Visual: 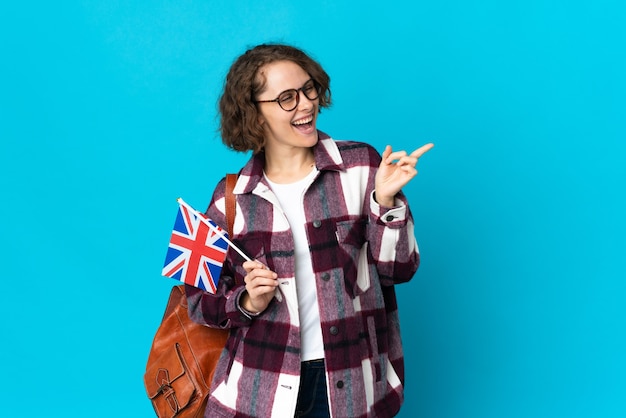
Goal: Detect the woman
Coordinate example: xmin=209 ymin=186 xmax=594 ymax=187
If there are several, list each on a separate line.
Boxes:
xmin=186 ymin=43 xmax=433 ymax=418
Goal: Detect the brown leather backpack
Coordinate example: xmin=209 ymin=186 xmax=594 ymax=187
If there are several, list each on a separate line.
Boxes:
xmin=144 ymin=174 xmax=237 ymax=418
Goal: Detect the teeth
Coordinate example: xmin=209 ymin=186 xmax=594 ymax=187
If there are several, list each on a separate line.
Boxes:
xmin=293 ymin=116 xmax=313 ymax=126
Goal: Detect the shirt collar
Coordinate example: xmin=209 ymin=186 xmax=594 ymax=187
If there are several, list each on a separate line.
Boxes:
xmin=235 ymin=130 xmax=345 ymax=195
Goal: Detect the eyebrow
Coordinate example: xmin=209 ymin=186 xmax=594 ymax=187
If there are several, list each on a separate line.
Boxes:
xmin=276 ymin=78 xmax=314 ymax=96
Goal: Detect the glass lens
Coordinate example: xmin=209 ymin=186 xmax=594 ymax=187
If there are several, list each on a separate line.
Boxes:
xmin=302 ymin=80 xmax=320 ymax=100
xmin=278 ymin=90 xmax=298 ymax=111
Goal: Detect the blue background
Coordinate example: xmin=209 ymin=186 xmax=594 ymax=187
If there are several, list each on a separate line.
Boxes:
xmin=1 ymin=1 xmax=625 ymax=417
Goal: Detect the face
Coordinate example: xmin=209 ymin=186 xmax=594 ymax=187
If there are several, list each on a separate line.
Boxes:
xmin=255 ymin=60 xmax=319 ymax=153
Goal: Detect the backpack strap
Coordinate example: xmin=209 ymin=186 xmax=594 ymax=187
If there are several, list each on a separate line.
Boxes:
xmin=225 ymin=174 xmax=238 ymax=237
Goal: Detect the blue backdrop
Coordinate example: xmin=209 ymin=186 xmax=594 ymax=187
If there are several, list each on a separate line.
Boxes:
xmin=1 ymin=1 xmax=625 ymax=417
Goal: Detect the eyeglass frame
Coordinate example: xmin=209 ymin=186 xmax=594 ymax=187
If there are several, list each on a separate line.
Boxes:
xmin=254 ymin=79 xmax=322 ymax=111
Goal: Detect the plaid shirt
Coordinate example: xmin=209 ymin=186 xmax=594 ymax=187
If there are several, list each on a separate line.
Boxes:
xmin=186 ymin=132 xmax=420 ymax=418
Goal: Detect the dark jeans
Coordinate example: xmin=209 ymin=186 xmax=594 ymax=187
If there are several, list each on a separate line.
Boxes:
xmin=294 ymin=359 xmax=331 ymax=418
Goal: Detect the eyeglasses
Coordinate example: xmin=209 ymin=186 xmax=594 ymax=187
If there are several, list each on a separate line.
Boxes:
xmin=255 ymin=79 xmax=321 ymax=111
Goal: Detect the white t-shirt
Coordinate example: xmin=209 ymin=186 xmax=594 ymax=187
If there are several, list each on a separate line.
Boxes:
xmin=265 ymin=168 xmax=324 ymax=361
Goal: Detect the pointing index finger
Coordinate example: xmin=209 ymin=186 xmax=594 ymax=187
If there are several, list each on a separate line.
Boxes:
xmin=410 ymin=143 xmax=435 ymax=158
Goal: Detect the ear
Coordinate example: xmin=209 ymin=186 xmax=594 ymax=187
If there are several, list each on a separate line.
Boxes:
xmin=257 ymin=111 xmax=266 ymax=126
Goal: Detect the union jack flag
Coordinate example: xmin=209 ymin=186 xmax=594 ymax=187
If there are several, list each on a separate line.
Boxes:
xmin=162 ymin=200 xmax=229 ymax=293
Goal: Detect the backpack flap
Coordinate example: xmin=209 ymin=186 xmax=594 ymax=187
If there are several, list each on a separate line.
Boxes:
xmin=145 ymin=343 xmax=195 ymax=418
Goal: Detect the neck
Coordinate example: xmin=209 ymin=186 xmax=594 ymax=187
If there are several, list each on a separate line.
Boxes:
xmin=263 ymin=147 xmax=315 ymax=184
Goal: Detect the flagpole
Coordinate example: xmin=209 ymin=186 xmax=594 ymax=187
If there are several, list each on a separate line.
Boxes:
xmin=177 ymin=198 xmax=252 ymax=262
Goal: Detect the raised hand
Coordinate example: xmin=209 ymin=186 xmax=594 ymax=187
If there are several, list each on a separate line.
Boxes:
xmin=374 ymin=143 xmax=434 ymax=207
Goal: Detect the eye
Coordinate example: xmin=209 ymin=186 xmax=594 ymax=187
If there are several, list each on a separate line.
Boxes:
xmin=303 ymin=81 xmax=316 ymax=93
xmin=279 ymin=90 xmax=296 ymax=103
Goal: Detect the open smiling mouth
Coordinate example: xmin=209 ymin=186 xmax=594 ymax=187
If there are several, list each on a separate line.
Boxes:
xmin=292 ymin=115 xmax=314 ymax=131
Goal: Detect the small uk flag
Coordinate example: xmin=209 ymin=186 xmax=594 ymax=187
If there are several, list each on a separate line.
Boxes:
xmin=162 ymin=201 xmax=228 ymax=293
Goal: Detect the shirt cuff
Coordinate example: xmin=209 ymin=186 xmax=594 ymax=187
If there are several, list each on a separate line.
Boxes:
xmin=236 ymin=290 xmax=262 ymax=321
xmin=370 ymin=191 xmax=408 ymax=225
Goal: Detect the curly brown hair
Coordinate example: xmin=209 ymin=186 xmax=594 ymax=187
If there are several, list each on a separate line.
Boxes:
xmin=218 ymin=44 xmax=332 ymax=154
